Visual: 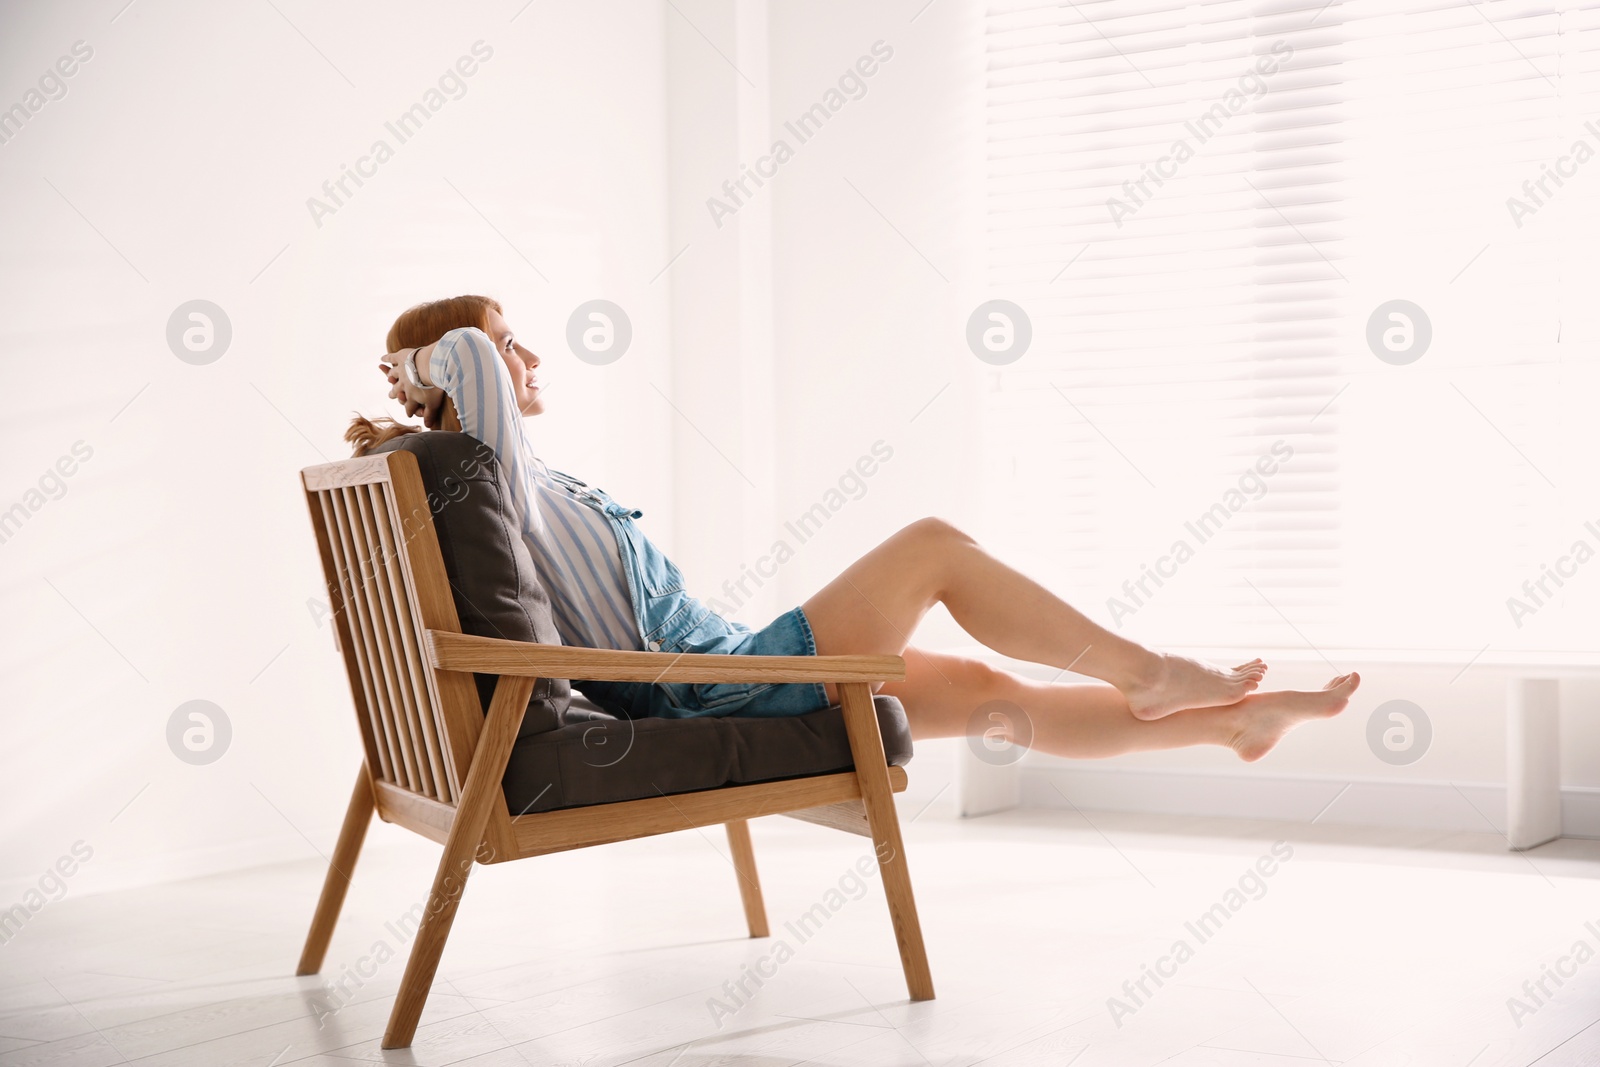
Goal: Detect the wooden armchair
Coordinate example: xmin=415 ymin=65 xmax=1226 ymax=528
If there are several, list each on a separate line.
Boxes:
xmin=295 ymin=449 xmax=935 ymax=1049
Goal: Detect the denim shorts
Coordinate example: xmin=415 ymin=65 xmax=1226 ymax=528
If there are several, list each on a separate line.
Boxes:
xmin=574 ymin=605 xmax=831 ymax=720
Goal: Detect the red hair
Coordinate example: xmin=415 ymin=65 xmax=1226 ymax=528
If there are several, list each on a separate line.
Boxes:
xmin=347 ymin=295 xmax=503 ymax=455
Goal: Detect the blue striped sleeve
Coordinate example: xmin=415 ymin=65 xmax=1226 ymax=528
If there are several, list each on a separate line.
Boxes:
xmin=429 ymin=326 xmax=546 ymax=542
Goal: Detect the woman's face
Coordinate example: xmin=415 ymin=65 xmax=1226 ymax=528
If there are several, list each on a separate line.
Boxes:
xmin=485 ymin=308 xmax=544 ymax=416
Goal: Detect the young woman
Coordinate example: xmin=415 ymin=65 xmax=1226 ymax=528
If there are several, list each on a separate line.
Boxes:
xmin=359 ymin=294 xmax=1359 ymax=762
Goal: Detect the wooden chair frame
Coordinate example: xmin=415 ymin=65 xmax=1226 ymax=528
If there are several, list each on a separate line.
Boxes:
xmin=295 ymin=450 xmax=934 ymax=1049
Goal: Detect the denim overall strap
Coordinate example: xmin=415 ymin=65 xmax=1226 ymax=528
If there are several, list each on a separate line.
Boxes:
xmin=543 ymin=469 xmax=825 ymax=719
xmin=545 ymin=468 xmax=711 ymax=651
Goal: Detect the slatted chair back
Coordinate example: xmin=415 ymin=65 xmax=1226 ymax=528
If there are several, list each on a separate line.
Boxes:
xmin=301 ymin=451 xmax=486 ymax=807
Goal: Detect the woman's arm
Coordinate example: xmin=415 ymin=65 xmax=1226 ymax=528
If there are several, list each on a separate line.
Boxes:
xmin=424 ymin=327 xmax=545 ymax=538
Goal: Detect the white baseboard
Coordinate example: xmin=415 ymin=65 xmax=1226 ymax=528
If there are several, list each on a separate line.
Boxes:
xmin=1561 ymin=788 xmax=1600 ymax=840
xmin=955 ymin=749 xmax=1022 ymax=817
xmin=1017 ymin=764 xmax=1600 ymax=840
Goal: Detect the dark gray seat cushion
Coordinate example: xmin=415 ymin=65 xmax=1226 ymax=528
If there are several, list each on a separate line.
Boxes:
xmin=371 ymin=430 xmax=913 ymax=812
xmin=503 ymin=693 xmax=914 ymax=815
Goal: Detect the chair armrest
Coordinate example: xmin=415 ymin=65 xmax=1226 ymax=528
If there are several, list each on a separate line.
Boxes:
xmin=424 ymin=631 xmax=906 ymax=684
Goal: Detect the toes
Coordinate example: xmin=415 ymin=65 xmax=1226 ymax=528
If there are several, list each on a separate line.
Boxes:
xmin=1324 ymin=672 xmax=1360 ymax=692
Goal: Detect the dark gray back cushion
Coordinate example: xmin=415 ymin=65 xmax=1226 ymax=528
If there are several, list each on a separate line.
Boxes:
xmin=371 ymin=431 xmax=570 ymax=737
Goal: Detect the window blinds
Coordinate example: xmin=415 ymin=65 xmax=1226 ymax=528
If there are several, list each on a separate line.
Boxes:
xmin=981 ymin=0 xmax=1600 ymax=655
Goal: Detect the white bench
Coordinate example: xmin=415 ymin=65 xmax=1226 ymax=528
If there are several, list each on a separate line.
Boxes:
xmin=946 ymin=645 xmax=1598 ymax=850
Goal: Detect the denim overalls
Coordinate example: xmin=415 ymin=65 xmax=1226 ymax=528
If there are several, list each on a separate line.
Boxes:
xmin=544 ymin=468 xmax=829 ymax=719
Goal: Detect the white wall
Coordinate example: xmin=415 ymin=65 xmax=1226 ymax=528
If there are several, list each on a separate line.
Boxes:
xmin=660 ymin=0 xmax=780 ymax=622
xmin=756 ymin=0 xmax=1600 ymax=829
xmin=5 ymin=0 xmax=1591 ymax=905
xmin=758 ymin=0 xmax=989 ymax=637
xmin=0 ymin=0 xmax=674 ymax=899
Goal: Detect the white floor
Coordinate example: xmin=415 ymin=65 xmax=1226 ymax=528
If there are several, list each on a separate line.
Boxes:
xmin=2 ymin=804 xmax=1598 ymax=1067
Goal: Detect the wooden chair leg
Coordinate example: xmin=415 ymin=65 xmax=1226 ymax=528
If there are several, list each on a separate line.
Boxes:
xmin=725 ymin=819 xmax=769 ymax=938
xmin=383 ymin=675 xmax=533 ymax=1050
xmin=297 ymin=765 xmax=376 ymax=976
xmin=839 ymin=683 xmax=935 ymax=1001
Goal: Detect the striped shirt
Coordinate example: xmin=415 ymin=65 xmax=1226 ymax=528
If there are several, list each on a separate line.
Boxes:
xmin=429 ymin=327 xmax=642 ymax=651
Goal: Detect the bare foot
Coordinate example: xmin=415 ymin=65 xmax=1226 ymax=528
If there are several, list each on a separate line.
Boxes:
xmin=1123 ymin=654 xmax=1267 ymax=720
xmin=1229 ymin=672 xmax=1361 ymax=762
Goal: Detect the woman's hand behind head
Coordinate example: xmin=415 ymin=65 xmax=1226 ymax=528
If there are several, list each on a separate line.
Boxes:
xmin=379 ymin=349 xmax=450 ymax=429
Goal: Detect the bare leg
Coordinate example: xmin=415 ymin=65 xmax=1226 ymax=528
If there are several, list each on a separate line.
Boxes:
xmin=880 ymin=649 xmax=1359 ymax=762
xmin=804 ymin=518 xmax=1264 ymax=717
